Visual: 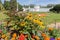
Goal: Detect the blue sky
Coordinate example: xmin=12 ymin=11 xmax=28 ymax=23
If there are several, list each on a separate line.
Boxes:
xmin=1 ymin=0 xmax=60 ymax=6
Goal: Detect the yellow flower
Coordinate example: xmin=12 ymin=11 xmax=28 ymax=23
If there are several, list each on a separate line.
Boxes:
xmin=38 ymin=22 xmax=43 ymax=26
xmin=20 ymin=22 xmax=26 ymax=26
xmin=28 ymin=13 xmax=32 ymax=16
xmin=33 ymin=19 xmax=43 ymax=25
xmin=26 ymin=15 xmax=32 ymax=20
xmin=33 ymin=19 xmax=40 ymax=24
xmin=40 ymin=25 xmax=45 ymax=29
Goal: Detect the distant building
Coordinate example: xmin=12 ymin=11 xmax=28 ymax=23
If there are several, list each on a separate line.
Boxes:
xmin=23 ymin=5 xmax=52 ymax=12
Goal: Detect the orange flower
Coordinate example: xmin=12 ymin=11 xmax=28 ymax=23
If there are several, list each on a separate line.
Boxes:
xmin=2 ymin=34 xmax=6 ymax=39
xmin=11 ymin=37 xmax=15 ymax=40
xmin=35 ymin=36 xmax=40 ymax=40
xmin=44 ymin=36 xmax=50 ymax=40
xmin=41 ymin=33 xmax=46 ymax=37
xmin=48 ymin=27 xmax=53 ymax=31
xmin=12 ymin=33 xmax=17 ymax=38
xmin=5 ymin=37 xmax=8 ymax=40
xmin=56 ymin=38 xmax=60 ymax=40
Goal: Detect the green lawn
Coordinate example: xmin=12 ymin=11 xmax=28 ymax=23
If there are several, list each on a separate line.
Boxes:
xmin=43 ymin=12 xmax=60 ymax=24
xmin=30 ymin=12 xmax=60 ymax=24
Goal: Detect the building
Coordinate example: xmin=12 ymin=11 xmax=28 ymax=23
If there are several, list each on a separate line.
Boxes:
xmin=23 ymin=5 xmax=52 ymax=12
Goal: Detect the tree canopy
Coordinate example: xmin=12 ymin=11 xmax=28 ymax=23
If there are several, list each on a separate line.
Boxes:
xmin=50 ymin=4 xmax=60 ymax=13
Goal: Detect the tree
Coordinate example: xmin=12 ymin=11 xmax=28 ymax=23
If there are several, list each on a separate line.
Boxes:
xmin=4 ymin=0 xmax=10 ymax=10
xmin=23 ymin=5 xmax=29 ymax=8
xmin=30 ymin=4 xmax=34 ymax=8
xmin=18 ymin=3 xmax=23 ymax=11
xmin=47 ymin=4 xmax=55 ymax=8
xmin=50 ymin=4 xmax=60 ymax=13
xmin=0 ymin=0 xmax=5 ymax=11
xmin=0 ymin=0 xmax=2 ymax=3
xmin=10 ymin=0 xmax=17 ymax=12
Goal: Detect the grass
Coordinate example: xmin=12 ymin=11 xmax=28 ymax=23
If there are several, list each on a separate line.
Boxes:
xmin=30 ymin=12 xmax=60 ymax=25
xmin=43 ymin=12 xmax=60 ymax=24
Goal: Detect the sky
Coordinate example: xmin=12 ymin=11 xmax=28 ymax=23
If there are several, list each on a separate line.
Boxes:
xmin=1 ymin=0 xmax=60 ymax=6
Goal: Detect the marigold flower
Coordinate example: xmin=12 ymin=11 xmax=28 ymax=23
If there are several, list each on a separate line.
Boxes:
xmin=56 ymin=38 xmax=60 ymax=40
xmin=5 ymin=37 xmax=8 ymax=40
xmin=2 ymin=34 xmax=6 ymax=39
xmin=12 ymin=33 xmax=17 ymax=38
xmin=48 ymin=27 xmax=53 ymax=31
xmin=44 ymin=36 xmax=50 ymax=40
xmin=41 ymin=33 xmax=46 ymax=37
xmin=35 ymin=36 xmax=40 ymax=40
xmin=11 ymin=37 xmax=15 ymax=40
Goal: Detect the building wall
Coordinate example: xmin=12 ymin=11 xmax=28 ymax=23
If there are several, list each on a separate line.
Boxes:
xmin=23 ymin=6 xmax=52 ymax=12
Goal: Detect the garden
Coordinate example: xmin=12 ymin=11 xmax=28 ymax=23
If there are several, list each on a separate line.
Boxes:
xmin=0 ymin=0 xmax=60 ymax=40
xmin=0 ymin=11 xmax=60 ymax=40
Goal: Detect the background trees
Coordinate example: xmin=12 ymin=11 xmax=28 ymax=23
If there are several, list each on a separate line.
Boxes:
xmin=0 ymin=0 xmax=2 ymax=3
xmin=18 ymin=3 xmax=23 ymax=11
xmin=4 ymin=0 xmax=10 ymax=10
xmin=0 ymin=0 xmax=5 ymax=11
xmin=50 ymin=4 xmax=60 ymax=13
xmin=10 ymin=0 xmax=17 ymax=12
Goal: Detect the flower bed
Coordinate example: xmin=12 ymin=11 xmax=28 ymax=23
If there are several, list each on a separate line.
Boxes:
xmin=0 ymin=12 xmax=60 ymax=40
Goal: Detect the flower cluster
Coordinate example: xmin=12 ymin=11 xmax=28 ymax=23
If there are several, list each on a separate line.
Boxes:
xmin=0 ymin=12 xmax=60 ymax=40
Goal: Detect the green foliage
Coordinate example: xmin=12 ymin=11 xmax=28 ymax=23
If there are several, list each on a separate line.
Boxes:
xmin=0 ymin=0 xmax=2 ymax=3
xmin=50 ymin=4 xmax=60 ymax=13
xmin=0 ymin=3 xmax=5 ymax=11
xmin=10 ymin=0 xmax=17 ymax=12
xmin=4 ymin=1 xmax=10 ymax=10
xmin=0 ymin=0 xmax=5 ymax=11
xmin=18 ymin=3 xmax=23 ymax=11
xmin=30 ymin=4 xmax=34 ymax=8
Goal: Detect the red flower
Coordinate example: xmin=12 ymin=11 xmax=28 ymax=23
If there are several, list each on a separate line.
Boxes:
xmin=18 ymin=34 xmax=25 ymax=40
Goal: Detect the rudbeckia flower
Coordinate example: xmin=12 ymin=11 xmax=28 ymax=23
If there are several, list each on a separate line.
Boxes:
xmin=20 ymin=22 xmax=26 ymax=26
xmin=26 ymin=15 xmax=33 ymax=20
xmin=33 ymin=19 xmax=40 ymax=24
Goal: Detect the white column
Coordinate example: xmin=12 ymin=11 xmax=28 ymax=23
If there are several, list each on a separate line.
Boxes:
xmin=17 ymin=3 xmax=18 ymax=11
